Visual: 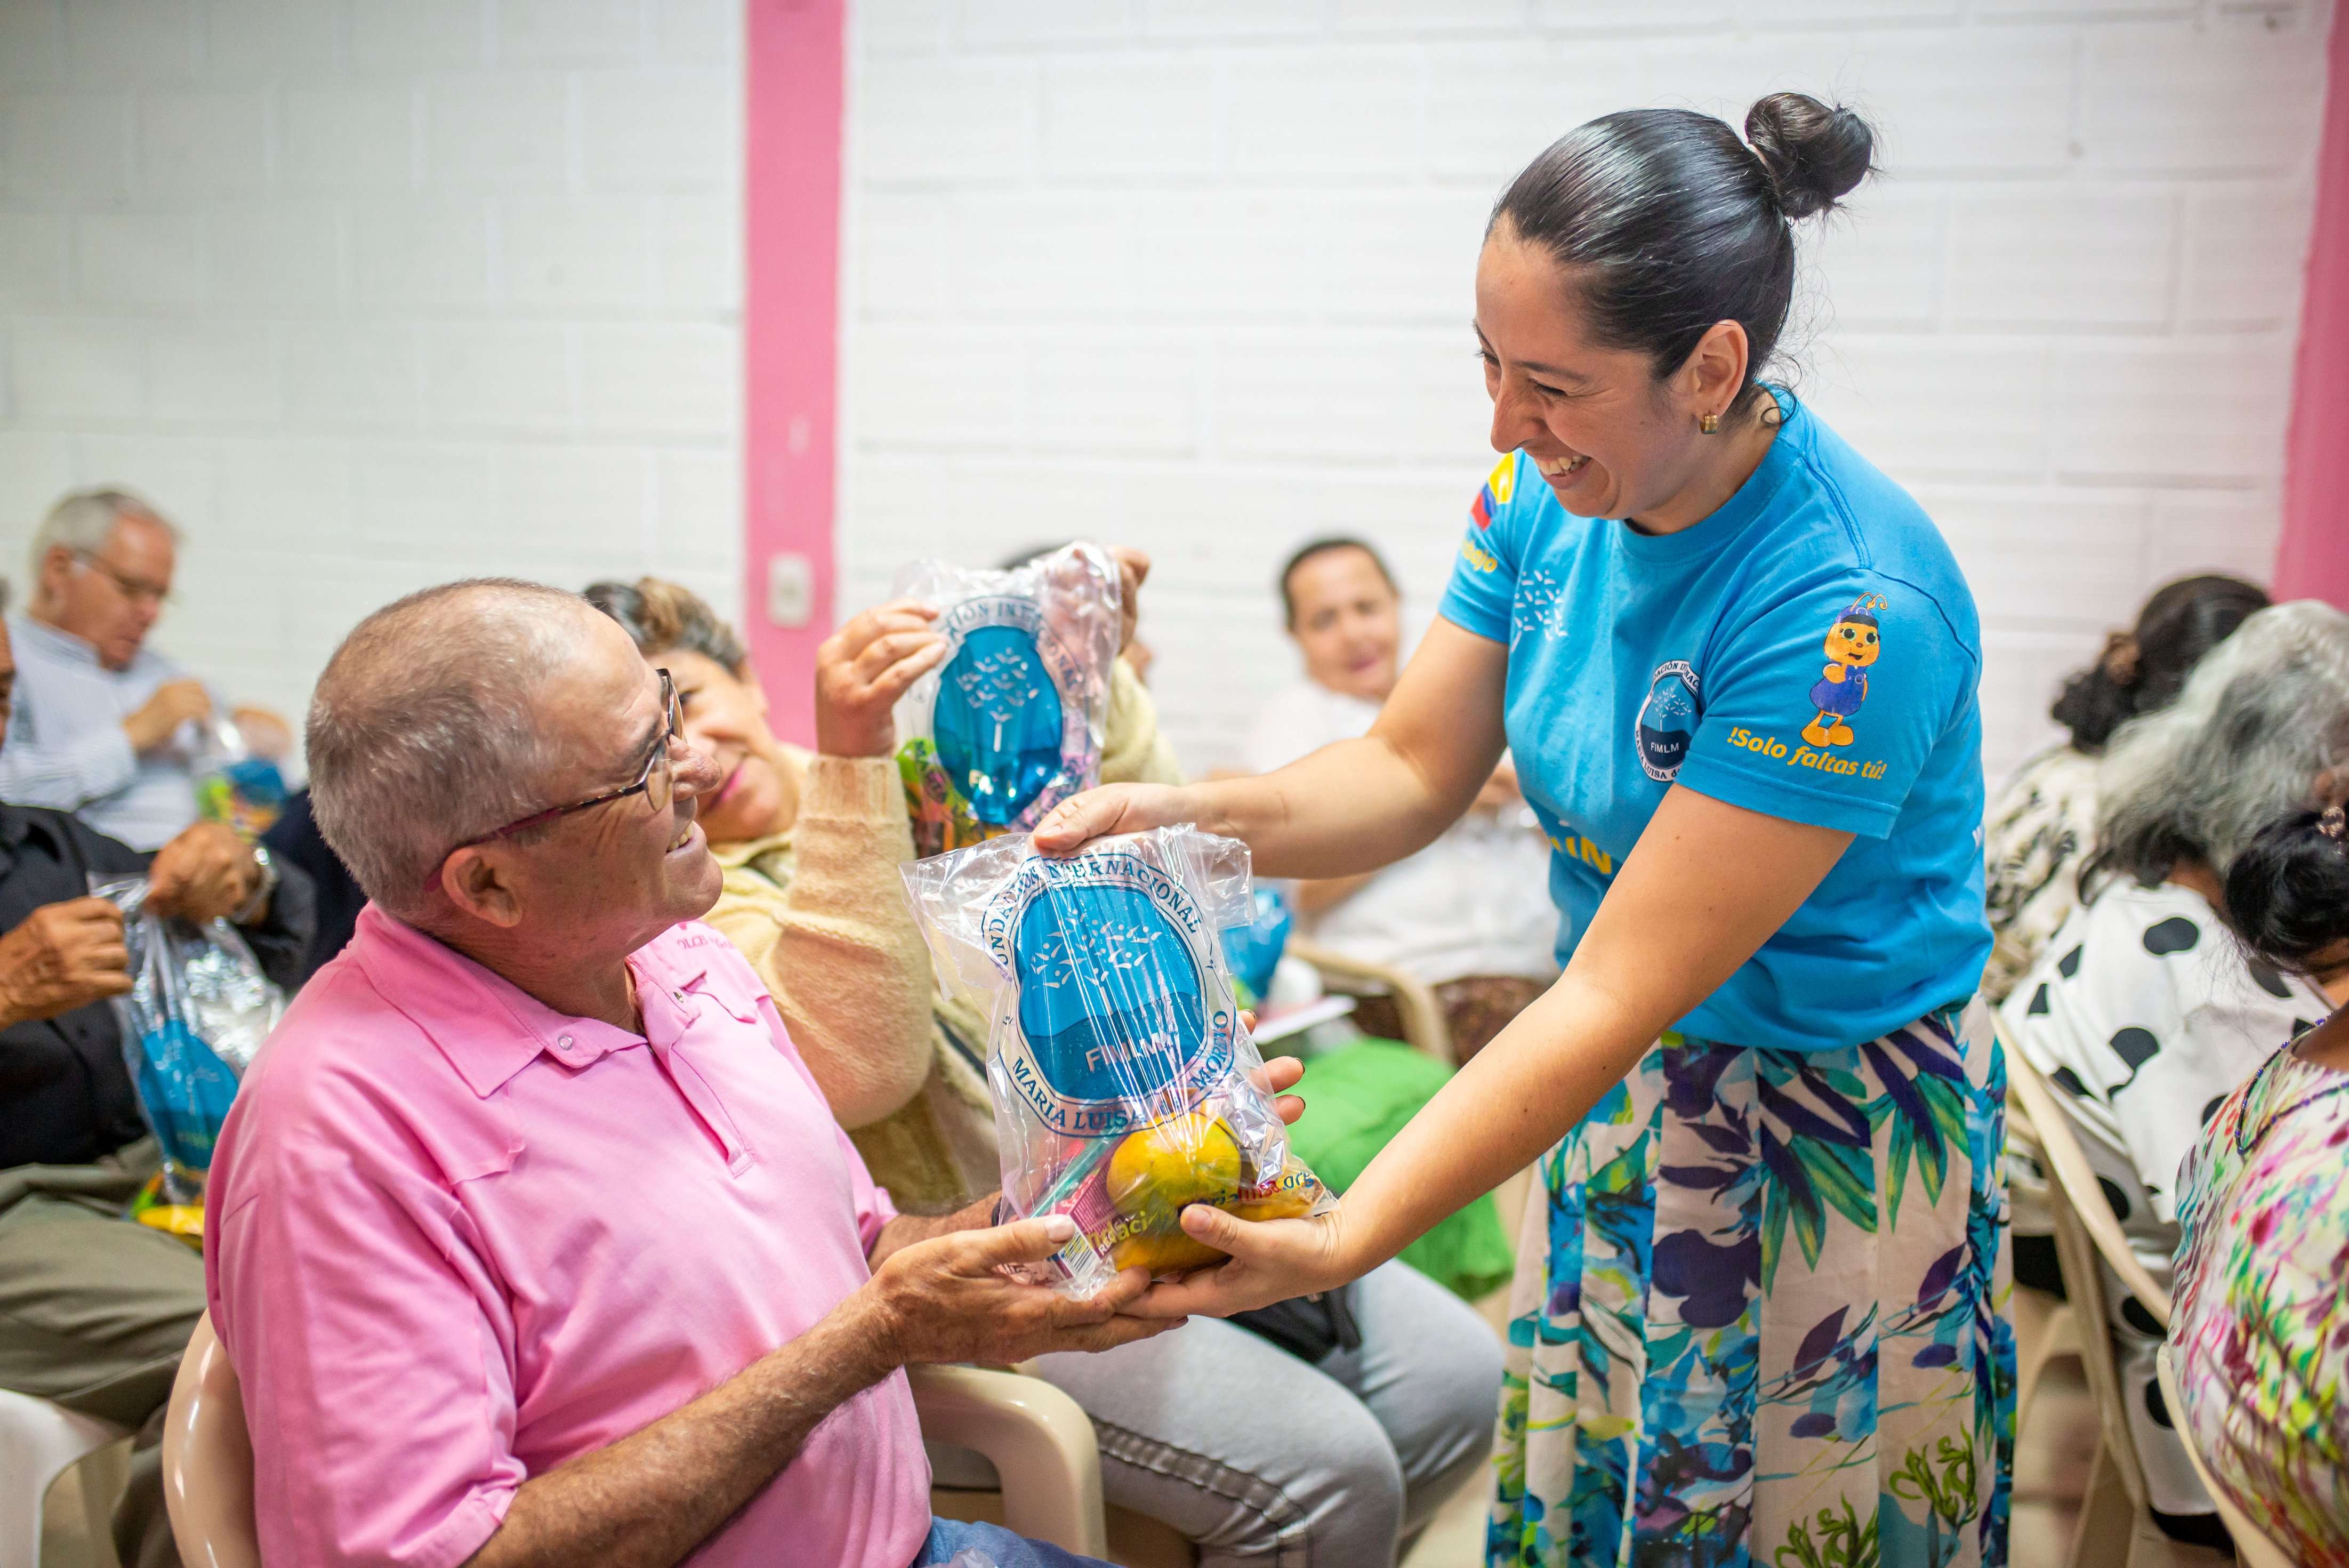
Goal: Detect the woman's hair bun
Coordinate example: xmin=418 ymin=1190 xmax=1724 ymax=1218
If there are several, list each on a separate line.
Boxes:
xmin=2224 ymin=807 xmax=2349 ymax=976
xmin=1744 ymin=93 xmax=1877 ymax=220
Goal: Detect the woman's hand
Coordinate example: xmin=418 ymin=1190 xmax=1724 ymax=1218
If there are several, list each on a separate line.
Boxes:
xmin=1032 ymin=781 xmax=1198 ymax=855
xmin=814 ymin=599 xmax=949 ymax=758
xmin=1125 ymin=1200 xmax=1357 ymax=1321
xmin=1109 ymin=547 xmax=1150 ymax=654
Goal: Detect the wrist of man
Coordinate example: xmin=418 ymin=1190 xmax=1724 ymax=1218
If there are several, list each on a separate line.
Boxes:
xmin=814 ymin=722 xmax=893 ymax=759
xmin=831 ymin=1276 xmax=914 ymax=1382
xmin=230 ymin=844 xmax=277 ymax=925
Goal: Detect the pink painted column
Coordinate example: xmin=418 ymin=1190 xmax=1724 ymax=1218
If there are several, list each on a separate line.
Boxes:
xmin=2277 ymin=2 xmax=2349 ymax=608
xmin=743 ymin=0 xmax=846 ymax=744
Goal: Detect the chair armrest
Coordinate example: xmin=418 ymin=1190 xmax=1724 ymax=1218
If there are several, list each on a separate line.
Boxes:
xmin=907 ymin=1363 xmax=1106 ymax=1556
xmin=1285 ymin=939 xmax=1455 ymax=1065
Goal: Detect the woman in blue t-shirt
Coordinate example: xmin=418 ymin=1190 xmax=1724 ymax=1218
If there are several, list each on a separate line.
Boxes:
xmin=1041 ymin=93 xmax=2006 ymax=1568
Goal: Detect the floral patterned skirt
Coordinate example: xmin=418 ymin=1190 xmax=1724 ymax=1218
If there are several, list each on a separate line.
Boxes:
xmin=1489 ymin=1003 xmax=2014 ymax=1568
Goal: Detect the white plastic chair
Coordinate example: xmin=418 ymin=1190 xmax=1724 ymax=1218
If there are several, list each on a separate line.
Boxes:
xmin=0 ymin=1387 xmax=130 ymax=1568
xmin=1286 ymin=938 xmax=1456 ymax=1065
xmin=2155 ymin=1346 xmax=2298 ymax=1568
xmin=166 ymin=1313 xmax=1133 ymax=1565
xmin=2005 ymin=1034 xmax=2226 ymax=1568
xmin=912 ymin=1362 xmax=1107 ymax=1554
xmin=160 ymin=1313 xmax=259 ymax=1568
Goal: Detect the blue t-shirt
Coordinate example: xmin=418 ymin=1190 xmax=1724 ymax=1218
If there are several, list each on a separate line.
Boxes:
xmin=1438 ymin=394 xmax=1990 ymax=1051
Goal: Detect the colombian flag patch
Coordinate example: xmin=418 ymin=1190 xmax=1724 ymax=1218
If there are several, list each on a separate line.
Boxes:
xmin=1467 ymin=453 xmax=1516 ymax=529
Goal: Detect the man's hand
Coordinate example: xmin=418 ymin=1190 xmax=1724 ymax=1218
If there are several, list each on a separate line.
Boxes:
xmin=813 ymin=599 xmax=948 ymax=758
xmin=866 ymin=1216 xmax=1180 ymax=1366
xmin=0 ymin=898 xmax=131 ymax=1027
xmin=148 ymin=822 xmax=260 ymax=923
xmin=1109 ymin=547 xmax=1150 ymax=654
xmin=122 ymin=679 xmax=212 ymax=754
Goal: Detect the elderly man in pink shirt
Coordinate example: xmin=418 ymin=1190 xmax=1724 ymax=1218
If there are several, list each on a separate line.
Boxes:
xmin=204 ymin=580 xmax=1201 ymax=1568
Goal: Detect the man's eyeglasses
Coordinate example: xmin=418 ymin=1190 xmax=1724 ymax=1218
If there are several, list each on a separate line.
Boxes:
xmin=71 ymin=550 xmax=172 ymax=607
xmin=446 ymin=669 xmax=686 ymax=856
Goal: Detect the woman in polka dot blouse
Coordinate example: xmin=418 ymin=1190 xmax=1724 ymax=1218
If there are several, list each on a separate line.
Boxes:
xmin=2000 ymin=600 xmax=2349 ymax=1542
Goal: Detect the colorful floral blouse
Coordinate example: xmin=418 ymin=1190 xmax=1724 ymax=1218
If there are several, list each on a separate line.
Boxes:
xmin=2171 ymin=1034 xmax=2349 ymax=1566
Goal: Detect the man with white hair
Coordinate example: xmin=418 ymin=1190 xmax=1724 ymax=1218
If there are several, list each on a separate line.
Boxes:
xmin=0 ymin=488 xmax=220 ymax=848
xmin=205 ymin=579 xmax=1189 ymax=1568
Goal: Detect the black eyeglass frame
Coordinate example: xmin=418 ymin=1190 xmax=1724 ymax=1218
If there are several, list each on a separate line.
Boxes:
xmin=437 ymin=669 xmax=685 ymax=865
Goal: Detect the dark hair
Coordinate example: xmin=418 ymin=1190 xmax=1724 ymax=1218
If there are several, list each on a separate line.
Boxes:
xmin=582 ymin=576 xmax=748 ymax=674
xmin=2050 ymin=573 xmax=2270 ymax=753
xmin=2224 ymin=808 xmax=2349 ymax=976
xmin=1490 ymin=94 xmax=1875 ymax=420
xmin=1277 ymin=537 xmax=1396 ymax=629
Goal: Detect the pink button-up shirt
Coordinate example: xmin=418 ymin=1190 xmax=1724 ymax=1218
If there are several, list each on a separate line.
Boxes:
xmin=205 ymin=906 xmax=930 ymax=1568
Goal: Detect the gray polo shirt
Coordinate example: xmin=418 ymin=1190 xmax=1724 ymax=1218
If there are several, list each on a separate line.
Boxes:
xmin=0 ymin=614 xmax=202 ymax=850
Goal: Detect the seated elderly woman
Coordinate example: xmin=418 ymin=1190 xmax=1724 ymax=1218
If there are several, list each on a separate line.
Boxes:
xmin=2170 ymin=799 xmax=2349 ymax=1565
xmin=583 ymin=574 xmax=1503 ymax=1568
xmin=205 ymin=578 xmax=1204 ymax=1568
xmin=1980 ymin=573 xmax=2267 ymax=1003
xmin=2001 ymin=598 xmax=2349 ymax=1543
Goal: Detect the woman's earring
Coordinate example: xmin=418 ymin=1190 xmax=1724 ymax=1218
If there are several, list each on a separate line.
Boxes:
xmin=1699 ymin=413 xmax=1720 ymax=435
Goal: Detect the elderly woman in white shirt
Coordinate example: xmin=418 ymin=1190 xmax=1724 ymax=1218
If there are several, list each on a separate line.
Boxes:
xmin=1245 ymin=537 xmax=1557 ymax=1059
xmin=2002 ymin=598 xmax=2349 ymax=1547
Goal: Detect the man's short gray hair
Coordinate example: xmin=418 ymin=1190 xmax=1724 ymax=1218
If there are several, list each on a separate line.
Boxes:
xmin=2094 ymin=599 xmax=2349 ymax=888
xmin=31 ymin=488 xmax=180 ymax=575
xmin=307 ymin=578 xmax=591 ymax=917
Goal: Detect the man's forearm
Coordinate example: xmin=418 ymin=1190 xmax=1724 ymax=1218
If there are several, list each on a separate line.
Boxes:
xmin=463 ymin=1294 xmax=900 ymax=1568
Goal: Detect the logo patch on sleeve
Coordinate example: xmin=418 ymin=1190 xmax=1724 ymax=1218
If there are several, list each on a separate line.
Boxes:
xmin=1635 ymin=660 xmax=1700 ymax=782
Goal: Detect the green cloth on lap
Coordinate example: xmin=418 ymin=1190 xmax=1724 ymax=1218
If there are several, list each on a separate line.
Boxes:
xmin=1285 ymin=1038 xmax=1516 ymax=1301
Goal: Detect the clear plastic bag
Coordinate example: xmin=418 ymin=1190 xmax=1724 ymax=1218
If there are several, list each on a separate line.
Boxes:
xmin=192 ymin=714 xmax=288 ymax=839
xmin=903 ymin=826 xmax=1335 ymax=1296
xmin=891 ymin=542 xmax=1122 ymax=859
xmin=91 ymin=875 xmax=285 ymax=1207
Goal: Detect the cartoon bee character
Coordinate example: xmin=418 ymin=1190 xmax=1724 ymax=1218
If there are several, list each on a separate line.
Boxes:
xmin=1801 ymin=593 xmax=1886 ymax=748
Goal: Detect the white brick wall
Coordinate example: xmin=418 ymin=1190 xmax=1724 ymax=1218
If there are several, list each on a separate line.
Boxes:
xmin=0 ymin=0 xmax=744 ymax=754
xmin=839 ymin=0 xmax=2336 ymax=785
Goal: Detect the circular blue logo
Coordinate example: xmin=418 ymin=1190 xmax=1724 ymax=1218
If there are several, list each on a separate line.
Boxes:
xmin=1013 ymin=881 xmax=1208 ymax=1105
xmin=935 ymin=623 xmax=1068 ymax=825
xmin=1635 ymin=660 xmax=1700 ymax=782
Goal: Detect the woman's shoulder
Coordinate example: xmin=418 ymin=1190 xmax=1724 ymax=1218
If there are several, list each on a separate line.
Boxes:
xmin=2178 ymin=1041 xmax=2349 ymax=1286
xmin=1777 ymin=401 xmax=1977 ymax=634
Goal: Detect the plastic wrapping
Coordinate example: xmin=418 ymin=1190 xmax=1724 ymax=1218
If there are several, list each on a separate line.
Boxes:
xmin=891 ymin=542 xmax=1122 ymax=859
xmin=904 ymin=826 xmax=1335 ymax=1296
xmin=1219 ymin=887 xmax=1293 ymax=1004
xmin=192 ymin=715 xmax=288 ymax=839
xmin=91 ymin=875 xmax=285 ymax=1210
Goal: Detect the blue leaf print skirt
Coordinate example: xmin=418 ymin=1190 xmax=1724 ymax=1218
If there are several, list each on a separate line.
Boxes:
xmin=1489 ymin=1002 xmax=2014 ymax=1568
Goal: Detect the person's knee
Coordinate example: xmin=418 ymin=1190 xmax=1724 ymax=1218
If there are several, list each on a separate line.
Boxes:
xmin=1275 ymin=1396 xmax=1407 ymax=1564
xmin=1098 ymin=1388 xmax=1405 ymax=1568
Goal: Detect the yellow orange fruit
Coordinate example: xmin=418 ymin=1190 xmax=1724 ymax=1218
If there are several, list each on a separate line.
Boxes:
xmin=1105 ymin=1113 xmax=1242 ymax=1223
xmin=1108 ymin=1228 xmax=1226 ymax=1276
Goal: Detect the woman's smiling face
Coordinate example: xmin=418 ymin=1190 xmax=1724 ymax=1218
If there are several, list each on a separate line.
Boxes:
xmin=1474 ymin=220 xmax=1744 ymax=530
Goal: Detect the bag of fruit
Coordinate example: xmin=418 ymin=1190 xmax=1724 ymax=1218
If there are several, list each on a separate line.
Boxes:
xmin=902 ymin=825 xmax=1336 ymax=1295
xmin=891 ymin=542 xmax=1121 ymax=859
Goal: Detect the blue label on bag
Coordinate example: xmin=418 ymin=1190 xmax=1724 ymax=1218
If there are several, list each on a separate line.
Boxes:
xmin=933 ymin=599 xmax=1082 ymax=826
xmin=132 ymin=1018 xmax=238 ymax=1173
xmin=985 ymin=851 xmax=1235 ymax=1137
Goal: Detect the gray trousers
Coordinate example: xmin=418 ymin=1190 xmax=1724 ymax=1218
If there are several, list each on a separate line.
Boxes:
xmin=1032 ymin=1261 xmax=1502 ymax=1568
xmin=0 ymin=1146 xmax=200 ymax=1568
